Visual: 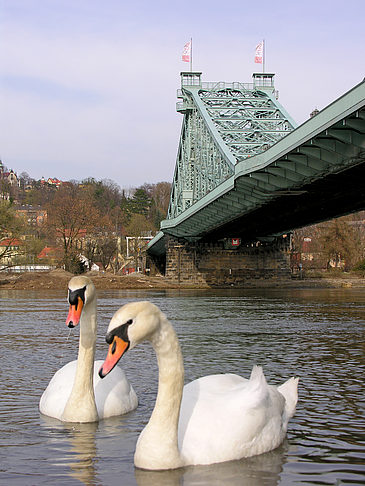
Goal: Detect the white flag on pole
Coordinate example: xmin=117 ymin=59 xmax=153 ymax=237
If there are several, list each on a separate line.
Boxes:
xmin=182 ymin=40 xmax=191 ymax=62
xmin=255 ymin=41 xmax=263 ymax=64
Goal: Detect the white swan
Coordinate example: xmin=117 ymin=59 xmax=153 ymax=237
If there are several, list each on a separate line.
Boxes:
xmin=39 ymin=276 xmax=138 ymax=422
xmin=99 ymin=301 xmax=299 ymax=470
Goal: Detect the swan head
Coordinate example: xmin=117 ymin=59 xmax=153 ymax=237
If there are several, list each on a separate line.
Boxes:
xmin=66 ymin=276 xmax=96 ymax=328
xmin=98 ymin=301 xmax=161 ymax=378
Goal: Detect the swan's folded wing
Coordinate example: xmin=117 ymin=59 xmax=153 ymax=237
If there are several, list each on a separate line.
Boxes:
xmin=178 ymin=369 xmax=285 ymax=464
xmin=39 ymin=361 xmax=77 ymax=420
xmin=93 ymin=361 xmax=138 ymax=418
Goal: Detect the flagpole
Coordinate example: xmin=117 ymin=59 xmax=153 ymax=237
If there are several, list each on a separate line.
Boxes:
xmin=263 ymin=39 xmax=265 ymax=73
xmin=190 ymin=37 xmax=193 ymax=72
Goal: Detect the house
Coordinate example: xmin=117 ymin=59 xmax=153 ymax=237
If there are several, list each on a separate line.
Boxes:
xmin=47 ymin=178 xmax=62 ymax=188
xmin=0 ymin=237 xmax=24 ymax=266
xmin=37 ymin=246 xmax=62 ymax=262
xmin=40 ymin=177 xmax=63 ymax=188
xmin=16 ymin=206 xmax=47 ymax=226
xmin=1 ymin=169 xmax=20 ymax=187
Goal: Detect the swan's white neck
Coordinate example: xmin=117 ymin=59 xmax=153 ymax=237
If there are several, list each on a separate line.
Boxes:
xmin=62 ymin=297 xmax=98 ymax=422
xmin=134 ymin=314 xmax=185 ymax=470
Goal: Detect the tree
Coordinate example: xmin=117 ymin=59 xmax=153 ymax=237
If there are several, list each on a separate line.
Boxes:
xmin=0 ymin=179 xmax=11 ymax=201
xmin=320 ymin=216 xmax=361 ymax=270
xmin=150 ymin=182 xmax=171 ymax=216
xmin=124 ymin=213 xmax=154 ymax=236
xmin=130 ymin=188 xmax=151 ymax=216
xmin=0 ymin=201 xmax=24 ymax=268
xmin=45 ymin=184 xmax=102 ymax=272
xmin=97 ymin=237 xmax=118 ymax=271
xmin=82 ymin=178 xmax=123 ymax=214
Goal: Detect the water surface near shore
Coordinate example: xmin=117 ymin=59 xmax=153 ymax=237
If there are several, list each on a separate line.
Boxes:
xmin=1 ymin=287 xmax=364 ymax=485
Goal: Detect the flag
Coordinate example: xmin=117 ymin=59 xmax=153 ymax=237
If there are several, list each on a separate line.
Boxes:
xmin=182 ymin=40 xmax=191 ymax=62
xmin=255 ymin=41 xmax=263 ymax=64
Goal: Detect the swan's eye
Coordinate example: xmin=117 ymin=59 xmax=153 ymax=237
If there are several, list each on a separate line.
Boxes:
xmin=126 ymin=319 xmax=133 ymax=325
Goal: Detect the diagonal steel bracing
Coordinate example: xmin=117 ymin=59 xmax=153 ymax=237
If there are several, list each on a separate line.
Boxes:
xmin=148 ymin=75 xmax=365 ymax=256
xmin=167 ymin=72 xmax=296 ymax=219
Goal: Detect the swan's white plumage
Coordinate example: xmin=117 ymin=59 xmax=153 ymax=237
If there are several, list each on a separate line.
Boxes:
xmin=40 ymin=359 xmax=137 ymax=420
xmin=179 ymin=368 xmax=297 ymax=465
xmin=39 ymin=276 xmax=137 ymax=422
xmin=101 ymin=301 xmax=299 ymax=470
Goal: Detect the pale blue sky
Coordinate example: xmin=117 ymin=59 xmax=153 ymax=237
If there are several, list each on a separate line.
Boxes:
xmin=1 ymin=0 xmax=364 ymax=188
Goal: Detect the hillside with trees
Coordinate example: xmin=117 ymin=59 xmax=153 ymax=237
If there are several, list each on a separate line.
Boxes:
xmin=0 ymin=161 xmax=171 ymax=272
xmin=1 ymin=161 xmax=365 ymax=276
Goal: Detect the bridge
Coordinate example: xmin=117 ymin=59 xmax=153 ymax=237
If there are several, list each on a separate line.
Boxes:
xmin=147 ymin=72 xmax=365 ymax=285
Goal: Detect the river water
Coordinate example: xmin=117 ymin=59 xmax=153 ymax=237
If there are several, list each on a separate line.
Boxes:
xmin=0 ymin=287 xmax=364 ymax=485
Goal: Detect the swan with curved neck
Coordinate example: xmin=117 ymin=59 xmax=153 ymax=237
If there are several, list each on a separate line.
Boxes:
xmin=99 ymin=301 xmax=299 ymax=470
xmin=39 ymin=276 xmax=138 ymax=422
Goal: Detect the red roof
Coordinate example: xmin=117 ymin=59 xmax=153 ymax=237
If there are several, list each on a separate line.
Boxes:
xmin=0 ymin=237 xmax=23 ymax=247
xmin=37 ymin=246 xmax=61 ymax=259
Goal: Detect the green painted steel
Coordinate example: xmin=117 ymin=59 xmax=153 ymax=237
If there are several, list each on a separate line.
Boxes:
xmin=167 ymin=72 xmax=296 ymax=218
xmin=148 ymin=76 xmax=365 ymax=256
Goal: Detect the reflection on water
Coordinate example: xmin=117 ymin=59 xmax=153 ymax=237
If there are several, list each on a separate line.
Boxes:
xmin=40 ymin=415 xmax=288 ymax=486
xmin=0 ymin=287 xmax=364 ymax=485
xmin=41 ymin=417 xmax=99 ymax=485
xmin=135 ymin=444 xmax=287 ymax=486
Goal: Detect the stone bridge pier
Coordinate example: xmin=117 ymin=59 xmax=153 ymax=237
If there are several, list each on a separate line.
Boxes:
xmin=164 ymin=235 xmax=291 ymax=287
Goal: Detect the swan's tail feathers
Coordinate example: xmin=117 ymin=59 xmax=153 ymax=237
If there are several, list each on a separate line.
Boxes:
xmin=278 ymin=377 xmax=299 ymax=418
xmin=250 ymin=365 xmax=266 ymax=382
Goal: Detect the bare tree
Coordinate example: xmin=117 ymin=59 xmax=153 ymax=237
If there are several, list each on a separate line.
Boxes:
xmin=46 ymin=184 xmax=102 ymax=272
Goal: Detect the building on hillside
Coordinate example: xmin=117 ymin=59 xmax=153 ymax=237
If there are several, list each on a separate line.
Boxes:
xmin=1 ymin=168 xmax=20 ymax=187
xmin=15 ymin=205 xmax=47 ymax=226
xmin=0 ymin=237 xmax=24 ymax=267
xmin=37 ymin=246 xmax=62 ymax=263
xmin=47 ymin=178 xmax=62 ymax=187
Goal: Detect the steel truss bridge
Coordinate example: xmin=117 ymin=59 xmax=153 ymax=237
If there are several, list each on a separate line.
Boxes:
xmin=148 ymin=72 xmax=365 ymax=256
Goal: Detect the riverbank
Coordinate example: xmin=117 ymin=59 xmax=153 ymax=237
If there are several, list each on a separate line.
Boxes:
xmin=1 ymin=268 xmax=365 ymax=290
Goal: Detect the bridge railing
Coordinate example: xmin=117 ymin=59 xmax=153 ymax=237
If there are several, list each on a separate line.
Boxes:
xmin=200 ymin=81 xmax=255 ymax=91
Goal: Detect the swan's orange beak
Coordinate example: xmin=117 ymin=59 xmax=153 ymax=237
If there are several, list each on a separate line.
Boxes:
xmin=66 ymin=298 xmax=84 ymax=328
xmin=98 ymin=337 xmax=129 ymax=378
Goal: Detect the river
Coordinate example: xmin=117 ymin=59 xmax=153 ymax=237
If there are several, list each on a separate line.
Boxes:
xmin=0 ymin=287 xmax=364 ymax=485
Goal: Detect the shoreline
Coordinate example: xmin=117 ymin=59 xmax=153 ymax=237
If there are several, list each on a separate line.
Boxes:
xmin=1 ymin=269 xmax=365 ymax=291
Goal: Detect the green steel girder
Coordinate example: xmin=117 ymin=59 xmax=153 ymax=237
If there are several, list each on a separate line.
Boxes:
xmin=275 ymin=158 xmax=314 ymax=177
xmin=327 ymin=128 xmax=364 ymax=148
xmin=148 ymin=77 xmax=365 ymax=256
xmin=342 ymin=117 xmax=365 ymax=131
xmin=265 ymin=166 xmax=304 ymax=183
xmin=167 ymin=73 xmax=296 ymax=220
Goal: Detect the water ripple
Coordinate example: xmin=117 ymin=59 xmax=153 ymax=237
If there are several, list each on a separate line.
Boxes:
xmin=0 ymin=288 xmax=364 ymax=485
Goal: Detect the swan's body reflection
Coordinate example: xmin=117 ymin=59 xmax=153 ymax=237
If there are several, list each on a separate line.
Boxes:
xmin=41 ymin=416 xmax=99 ymax=485
xmin=66 ymin=422 xmax=98 ymax=484
xmin=41 ymin=411 xmax=287 ymax=486
xmin=135 ymin=443 xmax=287 ymax=486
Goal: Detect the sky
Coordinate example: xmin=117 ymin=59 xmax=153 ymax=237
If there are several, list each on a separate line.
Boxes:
xmin=1 ymin=0 xmax=364 ymax=190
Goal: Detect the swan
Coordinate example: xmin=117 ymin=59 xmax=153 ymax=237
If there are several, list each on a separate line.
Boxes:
xmin=98 ymin=301 xmax=299 ymax=470
xmin=39 ymin=276 xmax=138 ymax=422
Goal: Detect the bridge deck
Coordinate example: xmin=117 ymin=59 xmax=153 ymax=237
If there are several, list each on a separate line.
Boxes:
xmin=148 ymin=79 xmax=365 ymax=256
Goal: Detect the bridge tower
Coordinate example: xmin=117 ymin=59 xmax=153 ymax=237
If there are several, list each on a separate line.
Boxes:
xmin=149 ymin=72 xmax=298 ymax=285
xmin=147 ymin=73 xmax=365 ymax=286
xmin=168 ymin=71 xmax=296 ymax=220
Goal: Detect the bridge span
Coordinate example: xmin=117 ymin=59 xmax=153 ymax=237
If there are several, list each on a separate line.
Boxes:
xmin=147 ymin=73 xmax=365 ymax=285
